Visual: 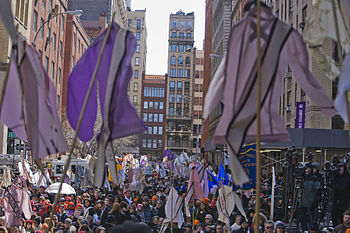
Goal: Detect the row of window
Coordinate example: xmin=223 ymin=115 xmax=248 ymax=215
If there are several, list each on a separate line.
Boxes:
xmin=144 ymin=101 xmax=164 ymax=110
xmin=172 ymin=21 xmax=192 ymax=28
xmin=142 ymin=113 xmax=164 ymax=123
xmin=143 ymin=87 xmax=165 ymax=97
xmin=168 ymin=107 xmax=190 ymax=117
xmin=128 ymin=19 xmax=142 ymax=30
xmin=170 ymin=56 xmax=191 ymax=65
xmin=146 ymin=126 xmax=164 ymax=135
xmin=169 ymin=81 xmax=190 ymax=90
xmin=171 ymin=44 xmax=192 ymax=52
xmin=169 ymin=68 xmax=191 ymax=77
xmin=142 ymin=139 xmax=163 ymax=149
xmin=171 ymin=32 xmax=192 ymax=38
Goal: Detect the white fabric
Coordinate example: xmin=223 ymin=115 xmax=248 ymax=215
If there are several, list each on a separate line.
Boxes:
xmin=45 ymin=182 xmax=76 ymax=195
xmin=335 ymin=54 xmax=350 ymax=123
xmin=165 ymin=188 xmax=184 ymax=228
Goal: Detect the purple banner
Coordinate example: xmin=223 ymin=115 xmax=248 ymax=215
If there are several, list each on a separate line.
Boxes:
xmin=295 ymin=102 xmax=306 ymax=128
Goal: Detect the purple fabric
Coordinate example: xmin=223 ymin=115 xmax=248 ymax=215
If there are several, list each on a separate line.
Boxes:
xmin=67 ymin=23 xmax=146 ymax=142
xmin=163 ymin=149 xmax=171 ymax=158
xmin=1 ymin=42 xmax=68 ymax=159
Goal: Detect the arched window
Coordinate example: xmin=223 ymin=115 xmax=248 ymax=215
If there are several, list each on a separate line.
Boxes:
xmin=171 ymin=56 xmax=176 ymax=65
xmin=178 ymin=56 xmax=183 ymax=65
xmin=185 ymin=56 xmax=191 ymax=64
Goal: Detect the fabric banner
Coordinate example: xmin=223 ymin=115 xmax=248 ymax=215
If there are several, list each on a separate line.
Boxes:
xmin=295 ymin=102 xmax=306 ymax=128
xmin=237 ymin=144 xmax=256 ymax=191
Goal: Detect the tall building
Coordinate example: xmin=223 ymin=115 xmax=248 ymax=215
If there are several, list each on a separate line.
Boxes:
xmin=193 ymin=50 xmax=204 ymax=155
xmin=165 ymin=10 xmax=195 ymax=154
xmin=126 ymin=9 xmax=147 ymax=117
xmin=140 ymin=75 xmax=167 ymax=159
xmin=68 ymin=0 xmax=112 ymax=23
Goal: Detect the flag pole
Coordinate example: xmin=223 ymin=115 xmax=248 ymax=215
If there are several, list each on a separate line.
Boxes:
xmin=47 ymin=12 xmax=116 ymax=232
xmin=254 ymin=0 xmax=262 ymax=233
xmin=170 ymin=169 xmax=173 ymax=233
xmin=192 ymin=185 xmax=195 ymax=232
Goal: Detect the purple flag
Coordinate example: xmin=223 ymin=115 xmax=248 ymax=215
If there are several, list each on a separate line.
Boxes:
xmin=1 ymin=42 xmax=68 ymax=160
xmin=67 ymin=22 xmax=146 ymax=142
xmin=163 ymin=149 xmax=171 ymax=158
xmin=295 ymin=102 xmax=306 ymax=128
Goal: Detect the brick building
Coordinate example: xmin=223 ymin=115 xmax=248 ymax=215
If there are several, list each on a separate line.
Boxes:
xmin=140 ymin=75 xmax=167 ymax=159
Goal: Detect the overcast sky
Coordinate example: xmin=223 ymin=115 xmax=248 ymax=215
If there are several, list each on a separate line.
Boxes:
xmin=131 ymin=0 xmax=205 ymax=75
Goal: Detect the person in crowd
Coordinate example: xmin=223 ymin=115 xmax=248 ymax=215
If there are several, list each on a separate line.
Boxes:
xmin=231 ymin=215 xmax=242 ymax=233
xmin=155 ymin=200 xmax=165 ymax=218
xmin=137 ymin=203 xmax=146 ymax=223
xmin=235 ymin=218 xmax=249 ymax=233
xmin=196 ymin=201 xmax=209 ymax=223
xmin=142 ymin=197 xmax=156 ymax=225
xmin=334 ymin=210 xmax=350 ymax=233
xmin=331 ymin=163 xmax=350 ymax=227
xmin=215 ymin=223 xmax=224 ymax=233
xmin=274 ymin=221 xmax=285 ymax=233
xmin=98 ymin=199 xmax=111 ymax=225
xmin=149 ymin=216 xmax=159 ymax=232
xmin=264 ymin=220 xmax=274 ymax=233
xmin=109 ymin=221 xmax=152 ymax=233
xmin=24 ymin=220 xmax=35 ymax=233
xmin=64 ymin=218 xmax=76 ymax=233
xmin=57 ymin=205 xmax=68 ymax=223
xmin=299 ymin=163 xmax=320 ymax=231
xmin=124 ymin=190 xmax=133 ymax=205
xmin=204 ymin=214 xmax=213 ymax=226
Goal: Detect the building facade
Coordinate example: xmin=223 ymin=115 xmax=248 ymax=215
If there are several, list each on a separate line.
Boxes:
xmin=193 ymin=50 xmax=204 ymax=155
xmin=126 ymin=9 xmax=147 ymax=117
xmin=165 ymin=10 xmax=195 ymax=154
xmin=68 ymin=0 xmax=112 ymax=23
xmin=140 ymin=75 xmax=167 ymax=159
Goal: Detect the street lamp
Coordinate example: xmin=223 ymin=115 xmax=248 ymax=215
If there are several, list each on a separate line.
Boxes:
xmin=32 ymin=10 xmax=83 ymax=46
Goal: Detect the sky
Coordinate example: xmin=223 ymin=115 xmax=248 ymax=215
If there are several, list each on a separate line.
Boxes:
xmin=131 ymin=0 xmax=205 ymax=75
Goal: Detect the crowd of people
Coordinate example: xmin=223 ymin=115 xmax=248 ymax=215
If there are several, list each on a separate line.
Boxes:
xmin=0 ymin=160 xmax=349 ymax=233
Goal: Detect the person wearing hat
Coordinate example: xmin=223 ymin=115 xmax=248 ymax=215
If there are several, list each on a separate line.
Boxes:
xmin=299 ymin=162 xmax=321 ymax=232
xmin=24 ymin=220 xmax=35 ymax=233
xmin=274 ymin=221 xmax=285 ymax=233
xmin=331 ymin=163 xmax=350 ymax=227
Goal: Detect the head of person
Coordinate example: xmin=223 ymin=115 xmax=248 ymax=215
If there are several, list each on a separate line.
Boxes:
xmin=195 ymin=223 xmax=204 ymax=232
xmin=104 ymin=197 xmax=110 ymax=206
xmin=215 ymin=223 xmax=224 ymax=233
xmin=95 ymin=226 xmax=106 ymax=233
xmin=305 ymin=163 xmax=313 ymax=175
xmin=264 ymin=220 xmax=274 ymax=233
xmin=25 ymin=220 xmax=33 ymax=229
xmin=84 ymin=199 xmax=91 ymax=207
xmin=156 ymin=200 xmax=162 ymax=209
xmin=204 ymin=214 xmax=213 ymax=224
xmin=97 ymin=200 xmax=105 ymax=209
xmin=205 ymin=224 xmax=214 ymax=232
xmin=125 ymin=190 xmax=131 ymax=198
xmin=309 ymin=223 xmax=319 ymax=233
xmin=185 ymin=223 xmax=192 ymax=232
xmin=200 ymin=202 xmax=207 ymax=210
xmin=158 ymin=217 xmax=164 ymax=225
xmin=137 ymin=203 xmax=143 ymax=211
xmin=52 ymin=215 xmax=58 ymax=223
xmin=109 ymin=221 xmax=153 ymax=233
xmin=58 ymin=204 xmax=65 ymax=213
xmin=152 ymin=216 xmax=159 ymax=225
xmin=235 ymin=215 xmax=242 ymax=225
xmin=64 ymin=218 xmax=72 ymax=229
xmin=343 ymin=210 xmax=350 ymax=227
xmin=142 ymin=197 xmax=149 ymax=207
xmin=338 ymin=163 xmax=345 ymax=176
xmin=274 ymin=221 xmax=285 ymax=233
xmin=240 ymin=218 xmax=248 ymax=229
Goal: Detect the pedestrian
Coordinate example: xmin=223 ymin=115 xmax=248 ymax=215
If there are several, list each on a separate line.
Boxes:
xmin=334 ymin=210 xmax=350 ymax=233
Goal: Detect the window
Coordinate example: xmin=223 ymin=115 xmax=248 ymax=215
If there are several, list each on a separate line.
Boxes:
xmin=52 ymin=33 xmax=56 ymax=51
xmin=185 ymin=69 xmax=190 ymax=77
xmin=58 ymin=68 xmax=61 ymax=85
xmin=136 ymin=32 xmax=140 ymax=40
xmin=148 ymin=113 xmax=153 ymax=122
xmin=158 ymin=139 xmax=163 ymax=148
xmin=159 ymin=127 xmax=163 ymax=135
xmin=186 ymin=45 xmax=191 ymax=52
xmin=170 ymin=68 xmax=176 ymax=77
xmin=133 ymin=95 xmax=138 ymax=103
xmin=171 ymin=56 xmax=176 ymax=65
xmin=178 ymin=56 xmax=183 ymax=65
xmin=153 ymin=139 xmax=157 ymax=148
xmin=149 ymin=101 xmax=153 ymax=109
xmin=170 ymin=81 xmax=175 ymax=90
xmin=179 ymin=32 xmax=184 ymax=38
xmin=137 ymin=19 xmax=141 ymax=29
xmin=177 ymin=69 xmax=183 ymax=77
xmin=148 ymin=126 xmax=152 ymax=134
xmin=154 ymin=114 xmax=158 ymax=122
xmin=133 ymin=83 xmax=138 ymax=91
xmin=153 ymin=126 xmax=158 ymax=135
xmin=177 ymin=81 xmax=183 ymax=90
xmin=59 ymin=41 xmax=63 ymax=58
xmin=143 ymin=113 xmax=148 ymax=122
xmin=134 ymin=70 xmax=139 ymax=78
xmin=160 ymin=102 xmax=164 ymax=110
xmin=72 ymin=56 xmax=75 ymax=68
xmin=169 ymin=94 xmax=175 ymax=103
xmin=169 ymin=107 xmax=174 ymax=116
xmin=178 ymin=44 xmax=184 ymax=52
xmin=171 ymin=44 xmax=176 ymax=52
xmin=49 ymin=0 xmax=52 ymax=9
xmin=148 ymin=139 xmax=152 ymax=148
xmin=142 ymin=139 xmax=147 ymax=148
xmin=33 ymin=10 xmax=38 ymax=31
xmin=144 ymin=101 xmax=148 ymax=109
xmin=187 ymin=21 xmax=192 ymax=28
xmin=154 ymin=102 xmax=159 ymax=109
xmin=128 ymin=19 xmax=133 ymax=28
xmin=135 ymin=44 xmax=140 ymax=53
xmin=61 ymin=15 xmax=64 ymax=31
xmin=177 ymin=94 xmax=182 ymax=103
xmin=135 ymin=57 xmax=139 ymax=66
xmin=50 ymin=62 xmax=54 ymax=80
xmin=172 ymin=21 xmax=177 ymax=27
xmin=187 ymin=33 xmax=191 ymax=38
xmin=45 ymin=56 xmax=49 ymax=72
xmin=184 ymin=107 xmax=189 ymax=116
xmin=159 ymin=114 xmax=164 ymax=122
xmin=185 ymin=57 xmax=191 ymax=64
xmin=180 ymin=21 xmax=184 ymax=27
xmin=40 ymin=18 xmax=44 ymax=38
xmin=172 ymin=32 xmax=176 ymax=37
xmin=176 ymin=107 xmax=181 ymax=116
